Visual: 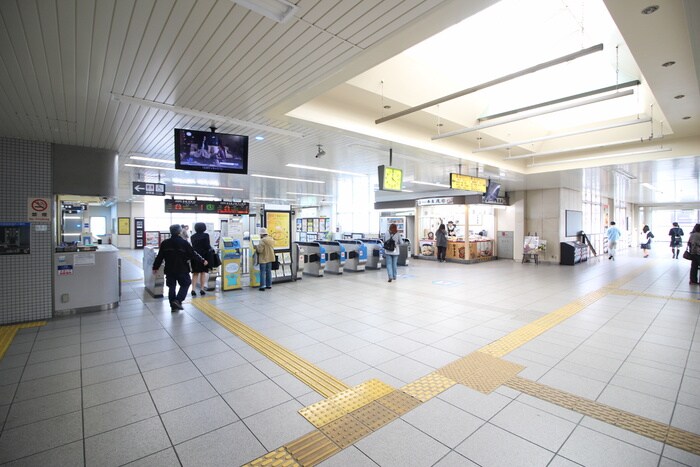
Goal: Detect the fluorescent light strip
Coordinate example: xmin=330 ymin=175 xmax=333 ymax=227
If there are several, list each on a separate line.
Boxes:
xmin=232 ymin=0 xmax=298 ymax=23
xmin=286 ymin=164 xmax=367 ymax=177
xmin=287 ymin=192 xmax=334 ymax=197
xmin=410 ymin=180 xmax=450 ymax=188
xmin=111 ymin=93 xmax=303 ymax=138
xmin=433 ymin=89 xmax=634 ymax=140
xmin=251 ymin=174 xmax=325 ymax=184
xmin=172 ymin=184 xmax=243 ymax=191
xmin=62 ymin=233 xmax=81 ymax=236
xmin=527 ymin=147 xmax=671 ymax=167
xmin=125 ymin=163 xmax=179 ymax=172
xmin=165 ymin=192 xmax=220 ymax=199
xmin=63 ymin=216 xmax=81 ymax=219
xmin=253 ymin=197 xmax=295 ymax=201
xmin=473 ymin=117 xmax=652 ymax=153
xmin=129 ymin=155 xmax=173 ymax=164
xmin=506 ymin=136 xmax=662 ymax=160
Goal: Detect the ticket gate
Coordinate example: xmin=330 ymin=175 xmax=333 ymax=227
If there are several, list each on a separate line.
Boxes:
xmin=143 ymin=246 xmax=164 ymax=297
xmin=295 ymin=241 xmax=326 ymax=277
xmin=338 ymin=240 xmax=367 ymax=272
xmin=318 ymin=241 xmax=346 ymax=274
xmin=363 ymin=239 xmax=384 ymax=270
xmin=398 ymin=239 xmax=411 ymax=266
xmin=220 ymin=237 xmax=243 ymax=291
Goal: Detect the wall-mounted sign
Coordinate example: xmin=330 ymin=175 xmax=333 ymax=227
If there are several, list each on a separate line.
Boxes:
xmin=450 ymin=174 xmax=487 ymax=193
xmin=0 ymin=222 xmax=31 ymax=255
xmin=28 ymin=197 xmax=50 ymax=221
xmin=164 ymin=199 xmax=249 ymax=214
xmin=132 ymin=182 xmax=166 ymax=196
xmin=416 ymin=197 xmax=455 ymax=206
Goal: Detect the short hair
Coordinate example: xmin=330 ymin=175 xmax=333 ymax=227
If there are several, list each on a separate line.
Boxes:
xmin=673 ymin=222 xmax=679 ymax=227
xmin=170 ymin=224 xmax=182 ymax=236
xmin=194 ymin=222 xmax=206 ymax=233
xmin=610 ymin=221 xmax=615 ymax=226
xmin=694 ymin=223 xmax=700 ymax=233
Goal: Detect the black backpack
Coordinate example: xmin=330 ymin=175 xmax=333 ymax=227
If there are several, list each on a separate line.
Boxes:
xmin=384 ymin=236 xmax=396 ymax=252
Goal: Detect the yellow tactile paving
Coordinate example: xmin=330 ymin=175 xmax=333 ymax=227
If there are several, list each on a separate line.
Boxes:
xmin=608 ymin=288 xmax=700 ymax=303
xmin=401 ymin=372 xmax=456 ymax=402
xmin=504 ymin=376 xmax=700 ymax=456
xmin=284 ymin=430 xmax=340 ymax=466
xmin=349 ymin=401 xmax=399 ymax=431
xmin=376 ymin=390 xmax=422 ymax=416
xmin=0 ymin=321 xmax=46 ymax=360
xmin=299 ymin=379 xmax=395 ymax=428
xmin=436 ymin=351 xmax=524 ymax=394
xmin=244 ymin=447 xmax=300 ymax=467
xmin=318 ymin=415 xmax=372 ymax=449
xmin=193 ymin=300 xmax=349 ymax=397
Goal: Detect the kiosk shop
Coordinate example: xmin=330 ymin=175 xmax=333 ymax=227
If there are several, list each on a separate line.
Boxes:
xmin=415 ymin=196 xmax=504 ymax=263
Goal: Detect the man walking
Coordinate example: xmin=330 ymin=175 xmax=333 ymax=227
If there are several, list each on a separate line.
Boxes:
xmin=153 ymin=224 xmax=207 ymax=311
xmin=607 ymin=221 xmax=622 ymax=260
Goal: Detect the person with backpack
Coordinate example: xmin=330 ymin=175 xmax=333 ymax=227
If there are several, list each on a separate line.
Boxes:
xmin=383 ymin=223 xmax=403 ymax=282
xmin=641 ymin=225 xmax=654 ymax=258
xmin=669 ymin=222 xmax=684 ymax=259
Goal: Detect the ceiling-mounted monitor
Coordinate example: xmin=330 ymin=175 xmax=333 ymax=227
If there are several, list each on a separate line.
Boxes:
xmin=484 ymin=181 xmax=501 ymax=202
xmin=174 ymin=128 xmax=248 ymax=174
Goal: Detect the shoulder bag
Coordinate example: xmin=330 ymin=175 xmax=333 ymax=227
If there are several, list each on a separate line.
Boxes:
xmin=683 ymin=245 xmax=693 ymax=260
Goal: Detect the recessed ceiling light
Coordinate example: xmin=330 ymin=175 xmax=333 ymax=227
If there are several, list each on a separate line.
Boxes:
xmin=674 ymin=95 xmax=685 ymax=99
xmin=661 ymin=61 xmax=676 ymax=67
xmin=682 ymin=116 xmax=691 ymax=120
xmin=641 ymin=5 xmax=659 ymax=15
xmin=255 ymin=135 xmax=264 ymax=140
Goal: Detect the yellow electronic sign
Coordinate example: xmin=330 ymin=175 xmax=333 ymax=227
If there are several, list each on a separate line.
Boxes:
xmin=450 ymin=173 xmax=487 ymax=193
xmin=378 ymin=165 xmax=403 ymax=191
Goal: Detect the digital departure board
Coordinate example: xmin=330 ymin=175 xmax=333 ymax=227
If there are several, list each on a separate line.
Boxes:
xmin=450 ymin=173 xmax=487 ymax=192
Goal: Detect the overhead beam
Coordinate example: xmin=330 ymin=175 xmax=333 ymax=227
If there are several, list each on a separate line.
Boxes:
xmin=375 ymin=43 xmax=604 ymax=125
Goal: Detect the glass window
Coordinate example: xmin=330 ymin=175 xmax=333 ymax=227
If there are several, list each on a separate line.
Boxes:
xmin=90 ymin=216 xmax=106 ymax=236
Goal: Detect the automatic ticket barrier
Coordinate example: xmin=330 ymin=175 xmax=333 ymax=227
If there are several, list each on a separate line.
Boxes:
xmin=338 ymin=240 xmax=367 ymax=272
xmin=318 ymin=241 xmax=346 ymax=274
xmin=295 ymin=241 xmax=326 ymax=277
xmin=220 ymin=237 xmax=242 ymax=290
xmin=143 ymin=246 xmax=164 ymax=297
xmin=362 ymin=239 xmax=383 ymax=270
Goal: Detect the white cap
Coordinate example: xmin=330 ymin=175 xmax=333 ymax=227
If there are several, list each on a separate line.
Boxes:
xmin=259 ymin=228 xmax=268 ymax=235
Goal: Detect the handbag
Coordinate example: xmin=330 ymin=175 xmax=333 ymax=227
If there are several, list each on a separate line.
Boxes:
xmin=271 ymin=255 xmax=280 ymax=270
xmin=683 ymin=246 xmax=692 ymax=260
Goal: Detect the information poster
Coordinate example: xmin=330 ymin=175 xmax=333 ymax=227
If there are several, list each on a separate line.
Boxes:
xmin=0 ymin=222 xmax=31 ymax=255
xmin=118 ymin=217 xmax=130 ymax=235
xmin=265 ymin=211 xmax=291 ymax=250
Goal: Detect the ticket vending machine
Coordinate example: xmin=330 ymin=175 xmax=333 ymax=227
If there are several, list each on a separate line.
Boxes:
xmin=249 ymin=234 xmax=261 ymax=288
xmin=220 ymin=237 xmax=242 ymax=291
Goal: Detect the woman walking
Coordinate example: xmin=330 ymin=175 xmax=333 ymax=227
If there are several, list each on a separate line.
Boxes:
xmin=641 ymin=225 xmax=654 ymax=258
xmin=190 ymin=222 xmax=212 ymax=296
xmin=383 ymin=223 xmax=403 ymax=282
xmin=669 ymin=222 xmax=684 ymax=259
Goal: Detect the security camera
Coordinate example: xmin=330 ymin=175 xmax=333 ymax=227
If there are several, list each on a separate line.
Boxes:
xmin=315 ymin=144 xmax=326 ymax=158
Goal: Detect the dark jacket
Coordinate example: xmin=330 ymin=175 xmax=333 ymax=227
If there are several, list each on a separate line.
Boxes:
xmin=190 ymin=232 xmax=211 ymax=257
xmin=435 ymin=228 xmax=448 ymax=247
xmin=153 ymin=236 xmax=205 ymax=275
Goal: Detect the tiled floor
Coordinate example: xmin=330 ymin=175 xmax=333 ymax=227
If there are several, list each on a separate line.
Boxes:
xmin=1 ymin=250 xmax=699 ymax=466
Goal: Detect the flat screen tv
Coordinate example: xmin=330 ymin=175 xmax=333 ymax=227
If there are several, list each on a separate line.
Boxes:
xmin=484 ymin=181 xmax=501 ymax=201
xmin=175 ymin=128 xmax=248 ymax=174
xmin=565 ymin=210 xmax=583 ymax=237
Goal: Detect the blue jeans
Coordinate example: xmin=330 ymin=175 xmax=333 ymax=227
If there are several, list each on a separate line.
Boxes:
xmin=260 ymin=262 xmax=272 ymax=288
xmin=166 ymin=271 xmax=191 ymax=302
xmin=385 ymin=254 xmax=398 ymax=279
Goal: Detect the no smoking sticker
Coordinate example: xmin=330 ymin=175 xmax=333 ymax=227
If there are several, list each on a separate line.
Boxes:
xmin=28 ymin=197 xmax=50 ymax=221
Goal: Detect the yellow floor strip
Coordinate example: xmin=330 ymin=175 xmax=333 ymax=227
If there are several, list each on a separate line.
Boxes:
xmin=118 ymin=252 xmax=142 ymax=267
xmin=0 ymin=321 xmax=46 ymax=360
xmin=193 ymin=300 xmax=349 ymax=397
xmin=608 ymin=288 xmax=700 ymax=302
xmin=505 ymin=376 xmax=700 ymax=456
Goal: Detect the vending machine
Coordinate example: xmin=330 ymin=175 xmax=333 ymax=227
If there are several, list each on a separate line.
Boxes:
xmin=219 ymin=237 xmax=242 ymax=291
